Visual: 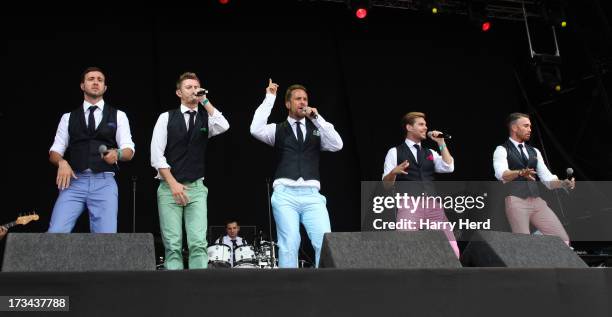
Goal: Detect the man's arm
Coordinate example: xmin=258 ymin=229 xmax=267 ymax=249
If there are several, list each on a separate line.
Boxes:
xmin=493 ymin=146 xmax=537 ymax=182
xmin=382 ymin=148 xmax=409 ymax=186
xmin=158 ymin=168 xmax=190 ymax=206
xmin=249 ymin=79 xmax=279 ymax=146
xmin=206 ymin=107 xmax=230 ymax=138
xmin=101 ymin=110 xmax=136 ymax=165
xmin=306 ymin=111 xmax=343 ymax=152
xmin=196 ymin=94 xmax=230 ymax=137
xmin=533 ymin=148 xmax=575 ymax=190
xmin=49 ymin=113 xmax=77 ymax=190
xmin=150 ymin=112 xmax=190 ymax=206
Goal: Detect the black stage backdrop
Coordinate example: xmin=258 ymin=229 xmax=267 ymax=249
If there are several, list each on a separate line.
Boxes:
xmin=0 ymin=1 xmax=610 ymax=249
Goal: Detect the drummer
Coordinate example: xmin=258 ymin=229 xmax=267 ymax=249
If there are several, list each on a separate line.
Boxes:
xmin=215 ymin=219 xmax=247 ymax=266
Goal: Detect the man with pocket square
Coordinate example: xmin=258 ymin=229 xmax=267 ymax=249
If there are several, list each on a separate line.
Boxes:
xmin=151 ymin=72 xmax=229 ymax=270
xmin=48 ymin=67 xmax=135 ymax=233
xmin=250 ymin=79 xmax=343 ymax=268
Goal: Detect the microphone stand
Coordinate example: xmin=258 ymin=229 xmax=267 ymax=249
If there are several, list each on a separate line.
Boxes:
xmin=513 ymin=70 xmax=568 ymax=222
xmin=266 ymin=178 xmax=277 ymax=268
xmin=132 ymin=176 xmax=137 ymax=233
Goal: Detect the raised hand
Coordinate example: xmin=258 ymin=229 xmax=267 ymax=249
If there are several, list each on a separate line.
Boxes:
xmin=266 ymin=78 xmax=279 ymax=96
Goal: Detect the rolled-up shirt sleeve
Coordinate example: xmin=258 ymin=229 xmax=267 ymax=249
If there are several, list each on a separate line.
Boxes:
xmin=49 ymin=113 xmax=70 ymax=156
xmin=382 ymin=148 xmax=397 ymax=179
xmin=535 ymin=148 xmax=558 ymax=189
xmin=311 ymin=114 xmax=343 ymax=152
xmin=116 ymin=110 xmax=135 ymax=153
xmin=150 ymin=112 xmax=171 ymax=170
xmin=207 ymin=108 xmax=230 ymax=138
xmin=432 ymin=149 xmax=453 ymax=173
xmin=493 ymin=146 xmax=508 ymax=181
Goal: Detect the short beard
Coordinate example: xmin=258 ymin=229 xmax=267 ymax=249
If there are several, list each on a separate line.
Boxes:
xmin=85 ymin=91 xmax=103 ymax=99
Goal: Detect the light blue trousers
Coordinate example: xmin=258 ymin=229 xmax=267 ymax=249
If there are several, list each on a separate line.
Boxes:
xmin=48 ymin=171 xmax=118 ymax=233
xmin=271 ymin=185 xmax=331 ymax=268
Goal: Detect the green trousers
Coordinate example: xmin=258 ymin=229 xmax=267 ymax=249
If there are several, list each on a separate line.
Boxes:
xmin=157 ymin=180 xmax=208 ymax=269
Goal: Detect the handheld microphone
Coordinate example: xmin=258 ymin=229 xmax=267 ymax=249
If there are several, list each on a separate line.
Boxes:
xmin=427 ymin=131 xmax=452 ymax=139
xmin=98 ymin=144 xmax=108 ymax=157
xmin=561 ymin=167 xmax=574 ymax=194
xmin=302 ymin=107 xmax=318 ymax=119
xmin=195 ymin=88 xmax=209 ymax=97
xmin=98 ymin=144 xmax=119 ymax=168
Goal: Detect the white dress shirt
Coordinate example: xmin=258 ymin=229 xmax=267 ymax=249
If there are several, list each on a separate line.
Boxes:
xmin=49 ymin=100 xmax=136 ymax=157
xmin=493 ymin=137 xmax=558 ymax=189
xmin=215 ymin=235 xmax=246 ymax=266
xmin=150 ymin=104 xmax=230 ymax=180
xmin=382 ymin=138 xmax=454 ymax=179
xmin=215 ymin=235 xmax=246 ymax=248
xmin=250 ymin=93 xmax=343 ymax=190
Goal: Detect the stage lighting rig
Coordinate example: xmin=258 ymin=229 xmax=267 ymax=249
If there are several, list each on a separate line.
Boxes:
xmin=522 ymin=1 xmax=564 ymax=93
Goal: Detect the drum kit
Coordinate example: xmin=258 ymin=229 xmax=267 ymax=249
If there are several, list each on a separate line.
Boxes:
xmin=207 ymin=240 xmax=278 ymax=269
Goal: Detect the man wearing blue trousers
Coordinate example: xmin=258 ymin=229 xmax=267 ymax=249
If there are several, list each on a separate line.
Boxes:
xmin=48 ymin=67 xmax=135 ymax=233
xmin=250 ymin=79 xmax=343 ymax=268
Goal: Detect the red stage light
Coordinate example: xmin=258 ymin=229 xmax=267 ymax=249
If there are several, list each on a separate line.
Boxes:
xmin=355 ymin=8 xmax=368 ymax=19
xmin=482 ymin=21 xmax=491 ymax=32
xmin=219 ymin=0 xmax=229 ymax=4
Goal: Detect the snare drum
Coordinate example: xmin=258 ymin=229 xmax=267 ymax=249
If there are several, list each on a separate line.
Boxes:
xmin=207 ymin=243 xmax=231 ymax=268
xmin=233 ymin=244 xmax=256 ymax=264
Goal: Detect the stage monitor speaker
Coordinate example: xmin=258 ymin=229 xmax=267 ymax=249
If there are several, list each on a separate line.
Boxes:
xmin=461 ymin=230 xmax=587 ymax=268
xmin=320 ymin=231 xmax=461 ymax=268
xmin=2 ymin=233 xmax=156 ymax=272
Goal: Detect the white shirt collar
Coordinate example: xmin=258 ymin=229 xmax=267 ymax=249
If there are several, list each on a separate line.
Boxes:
xmin=287 ymin=116 xmax=306 ymax=126
xmin=180 ymin=104 xmax=198 ymax=114
xmin=508 ymin=137 xmax=525 ymax=149
xmin=83 ymin=100 xmax=105 ymax=112
xmin=404 ymin=138 xmax=421 ymax=148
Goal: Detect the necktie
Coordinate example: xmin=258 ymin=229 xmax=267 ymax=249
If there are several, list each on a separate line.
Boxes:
xmin=187 ymin=110 xmax=196 ymax=136
xmin=88 ymin=105 xmax=98 ymax=135
xmin=295 ymin=121 xmax=304 ymax=143
xmin=413 ymin=143 xmax=422 ymax=164
xmin=518 ymin=144 xmax=529 ymax=166
xmin=231 ymin=240 xmax=238 ymax=264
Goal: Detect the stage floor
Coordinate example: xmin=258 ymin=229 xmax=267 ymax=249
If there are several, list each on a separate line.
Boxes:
xmin=0 ymin=268 xmax=611 ymax=316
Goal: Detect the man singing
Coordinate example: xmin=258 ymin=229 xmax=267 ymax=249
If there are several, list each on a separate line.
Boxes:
xmin=250 ymin=79 xmax=343 ymax=268
xmin=382 ymin=112 xmax=458 ymax=257
xmin=151 ymin=72 xmax=229 ymax=270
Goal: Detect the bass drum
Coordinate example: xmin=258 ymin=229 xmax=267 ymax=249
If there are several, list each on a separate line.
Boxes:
xmin=233 ymin=244 xmax=257 ymax=265
xmin=207 ymin=243 xmax=231 ymax=268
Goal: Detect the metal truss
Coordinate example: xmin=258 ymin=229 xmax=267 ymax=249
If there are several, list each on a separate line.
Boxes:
xmin=318 ymin=0 xmax=544 ymax=21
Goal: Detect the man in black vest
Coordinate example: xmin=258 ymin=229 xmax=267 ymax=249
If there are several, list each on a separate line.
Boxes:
xmin=48 ymin=67 xmax=135 ymax=233
xmin=250 ymin=79 xmax=343 ymax=268
xmin=493 ymin=113 xmax=574 ymax=244
xmin=151 ymin=72 xmax=229 ymax=270
xmin=382 ymin=112 xmax=459 ymax=257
